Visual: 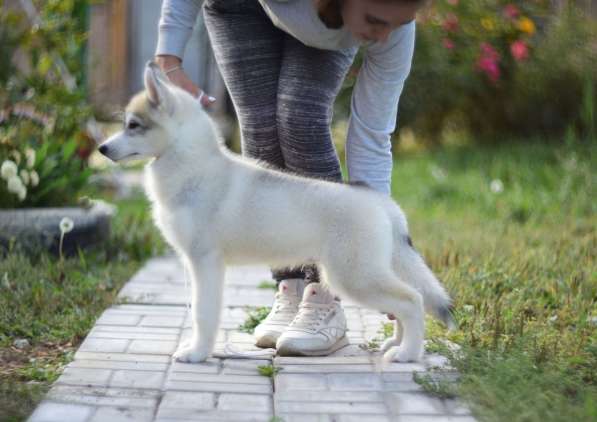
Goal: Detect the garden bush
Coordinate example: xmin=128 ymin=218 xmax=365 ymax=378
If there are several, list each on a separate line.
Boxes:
xmin=0 ymin=0 xmax=94 ymax=208
xmin=338 ymin=1 xmax=597 ymax=143
xmin=400 ymin=0 xmax=597 ymax=141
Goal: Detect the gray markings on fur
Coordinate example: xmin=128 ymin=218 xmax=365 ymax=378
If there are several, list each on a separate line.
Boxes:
xmin=403 ymin=233 xmax=455 ymax=329
xmin=346 ymin=181 xmax=372 ymax=189
xmin=438 ymin=303 xmax=457 ymax=330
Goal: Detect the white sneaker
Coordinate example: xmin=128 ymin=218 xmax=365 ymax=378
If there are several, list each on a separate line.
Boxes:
xmin=276 ymin=283 xmax=349 ymax=356
xmin=254 ymin=279 xmax=305 ymax=348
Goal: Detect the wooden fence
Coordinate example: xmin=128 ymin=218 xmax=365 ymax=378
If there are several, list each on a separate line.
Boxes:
xmin=87 ymin=0 xmax=229 ymax=121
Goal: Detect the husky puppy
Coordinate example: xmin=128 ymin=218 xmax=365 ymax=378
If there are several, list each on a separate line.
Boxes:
xmin=99 ymin=62 xmax=454 ymax=363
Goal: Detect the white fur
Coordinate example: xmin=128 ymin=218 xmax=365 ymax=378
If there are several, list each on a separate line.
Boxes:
xmin=99 ymin=63 xmax=453 ymax=363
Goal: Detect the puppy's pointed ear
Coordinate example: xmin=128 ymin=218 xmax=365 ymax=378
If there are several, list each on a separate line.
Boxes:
xmin=144 ymin=61 xmax=172 ymax=110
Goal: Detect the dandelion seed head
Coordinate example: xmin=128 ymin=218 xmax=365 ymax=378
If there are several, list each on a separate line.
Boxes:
xmin=431 ymin=166 xmax=447 ymax=181
xmin=59 ymin=217 xmax=75 ymax=234
xmin=490 ymin=179 xmax=504 ymax=193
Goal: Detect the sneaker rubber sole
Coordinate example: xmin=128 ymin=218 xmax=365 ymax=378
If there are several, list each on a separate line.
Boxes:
xmin=276 ymin=335 xmax=350 ymax=357
xmin=255 ymin=332 xmax=280 ymax=349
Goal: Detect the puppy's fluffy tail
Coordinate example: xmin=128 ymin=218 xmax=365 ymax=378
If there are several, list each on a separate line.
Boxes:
xmin=391 ymin=214 xmax=456 ymax=329
xmin=396 ymin=244 xmax=456 ymax=329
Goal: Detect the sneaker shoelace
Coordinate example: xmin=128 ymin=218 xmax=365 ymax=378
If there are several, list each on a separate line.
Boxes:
xmin=271 ymin=292 xmax=299 ymax=316
xmin=290 ymin=302 xmax=333 ymax=330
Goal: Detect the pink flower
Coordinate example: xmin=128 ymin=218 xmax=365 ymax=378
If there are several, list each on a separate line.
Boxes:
xmin=510 ymin=40 xmax=529 ymax=61
xmin=476 ymin=43 xmax=501 ymax=83
xmin=477 ymin=58 xmax=501 ymax=83
xmin=503 ymin=4 xmax=520 ymax=19
xmin=480 ymin=42 xmax=499 ymax=61
xmin=443 ymin=38 xmax=455 ymax=50
xmin=442 ymin=13 xmax=459 ymax=32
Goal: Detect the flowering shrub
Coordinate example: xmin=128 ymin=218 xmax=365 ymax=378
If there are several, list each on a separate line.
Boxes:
xmin=397 ymin=0 xmax=597 ymax=141
xmin=0 ymin=0 xmax=94 ymax=208
xmin=0 ymin=125 xmax=92 ymax=208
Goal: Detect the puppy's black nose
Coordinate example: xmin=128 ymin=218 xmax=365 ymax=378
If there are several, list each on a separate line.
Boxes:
xmin=98 ymin=144 xmax=109 ymax=155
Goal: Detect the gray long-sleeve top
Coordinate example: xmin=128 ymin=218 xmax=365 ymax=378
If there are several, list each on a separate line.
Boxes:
xmin=156 ymin=0 xmax=416 ymax=194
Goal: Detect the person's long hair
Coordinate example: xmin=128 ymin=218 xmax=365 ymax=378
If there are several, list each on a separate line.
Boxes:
xmin=316 ymin=0 xmax=344 ymax=29
xmin=315 ymin=0 xmax=427 ymax=29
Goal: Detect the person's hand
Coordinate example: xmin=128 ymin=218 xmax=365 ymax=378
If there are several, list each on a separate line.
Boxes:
xmin=155 ymin=55 xmax=216 ymax=107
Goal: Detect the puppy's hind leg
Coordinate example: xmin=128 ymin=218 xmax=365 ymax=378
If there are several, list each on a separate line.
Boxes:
xmin=174 ymin=251 xmax=225 ymax=363
xmin=368 ymin=282 xmax=424 ymax=362
xmin=373 ymin=283 xmax=424 ymax=362
xmin=333 ymin=268 xmax=425 ymax=362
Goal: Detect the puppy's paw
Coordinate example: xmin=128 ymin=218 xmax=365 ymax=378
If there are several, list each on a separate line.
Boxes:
xmin=383 ymin=345 xmax=422 ymax=363
xmin=379 ymin=336 xmax=401 ymax=353
xmin=173 ymin=344 xmax=209 ymax=363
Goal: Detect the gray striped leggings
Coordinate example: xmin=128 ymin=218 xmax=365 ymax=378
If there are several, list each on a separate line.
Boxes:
xmin=203 ymin=0 xmax=356 ymax=283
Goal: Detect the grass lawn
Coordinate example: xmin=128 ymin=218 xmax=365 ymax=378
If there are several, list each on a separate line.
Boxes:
xmin=389 ymin=139 xmax=596 ymax=421
xmin=0 ymin=138 xmax=594 ymax=421
xmin=0 ymin=191 xmax=164 ymax=422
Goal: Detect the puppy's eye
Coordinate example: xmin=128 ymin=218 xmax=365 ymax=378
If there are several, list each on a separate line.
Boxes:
xmin=127 ymin=121 xmax=141 ymax=130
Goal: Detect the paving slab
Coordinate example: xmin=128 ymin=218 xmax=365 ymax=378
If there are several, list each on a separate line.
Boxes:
xmin=28 ymin=256 xmax=475 ymax=421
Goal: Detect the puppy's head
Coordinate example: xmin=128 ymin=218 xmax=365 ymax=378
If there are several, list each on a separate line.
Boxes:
xmin=98 ymin=61 xmax=204 ymax=163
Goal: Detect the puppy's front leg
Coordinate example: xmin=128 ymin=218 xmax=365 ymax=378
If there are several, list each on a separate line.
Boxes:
xmin=174 ymin=251 xmax=224 ymax=363
xmin=380 ymin=319 xmax=403 ymax=352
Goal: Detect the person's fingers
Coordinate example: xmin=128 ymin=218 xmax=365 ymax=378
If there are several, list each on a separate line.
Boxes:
xmin=166 ymin=70 xmax=199 ymax=97
xmin=185 ymin=82 xmax=201 ymax=98
xmin=179 ymin=77 xmax=200 ymax=97
xmin=165 ymin=70 xmax=215 ymax=107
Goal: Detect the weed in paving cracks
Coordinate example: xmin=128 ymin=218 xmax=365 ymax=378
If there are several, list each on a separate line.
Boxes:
xmin=258 ymin=364 xmax=282 ymax=378
xmin=238 ymin=306 xmax=272 ymax=334
xmin=258 ymin=280 xmax=277 ymax=290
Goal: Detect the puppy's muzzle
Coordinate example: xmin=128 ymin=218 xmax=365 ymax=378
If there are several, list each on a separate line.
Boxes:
xmin=98 ymin=143 xmax=140 ymax=162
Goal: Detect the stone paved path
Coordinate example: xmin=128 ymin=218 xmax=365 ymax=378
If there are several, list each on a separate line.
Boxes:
xmin=28 ymin=256 xmax=475 ymax=422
